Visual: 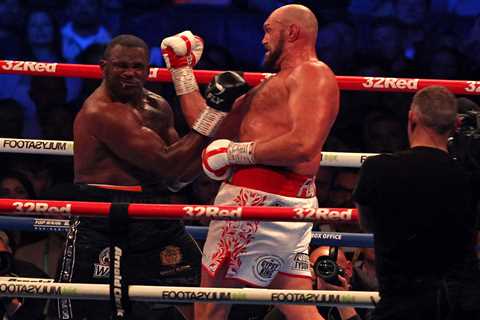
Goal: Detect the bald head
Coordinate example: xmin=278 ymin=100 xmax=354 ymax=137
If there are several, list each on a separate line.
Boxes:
xmin=270 ymin=4 xmax=318 ymax=43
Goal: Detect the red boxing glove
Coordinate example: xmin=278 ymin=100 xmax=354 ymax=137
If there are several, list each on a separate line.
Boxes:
xmin=161 ymin=30 xmax=203 ymax=69
xmin=202 ymin=139 xmax=256 ymax=181
xmin=161 ymin=31 xmax=203 ymax=95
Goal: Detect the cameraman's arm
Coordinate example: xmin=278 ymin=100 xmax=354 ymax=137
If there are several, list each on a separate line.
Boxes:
xmin=3 ymin=298 xmax=21 ymax=316
xmin=316 ymin=276 xmax=362 ymax=320
xmin=4 ymin=297 xmax=46 ymax=320
xmin=339 ymin=309 xmax=361 ymax=320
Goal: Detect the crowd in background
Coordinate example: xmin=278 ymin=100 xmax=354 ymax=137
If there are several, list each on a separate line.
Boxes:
xmin=0 ymin=0 xmax=479 ymax=319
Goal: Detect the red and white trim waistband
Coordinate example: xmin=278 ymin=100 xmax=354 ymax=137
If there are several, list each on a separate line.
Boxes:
xmin=228 ymin=166 xmax=316 ymax=198
xmin=87 ymin=184 xmax=143 ymax=192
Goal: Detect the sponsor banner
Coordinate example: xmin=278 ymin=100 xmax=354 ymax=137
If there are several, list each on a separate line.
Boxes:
xmin=293 ymin=208 xmax=355 ymax=221
xmin=362 ymin=77 xmax=419 ymax=90
xmin=33 ymin=218 xmax=70 ymax=232
xmin=1 ymin=60 xmax=58 ymax=73
xmin=13 ymin=201 xmax=72 ymax=214
xmin=0 ymin=283 xmax=63 ymax=296
xmin=183 ymin=206 xmax=242 ymax=219
xmin=311 ymin=232 xmax=343 ymax=240
xmin=271 ymin=292 xmax=341 ymax=304
xmin=1 ymin=139 xmax=70 ymax=153
xmin=161 ymin=290 xmax=246 ymax=301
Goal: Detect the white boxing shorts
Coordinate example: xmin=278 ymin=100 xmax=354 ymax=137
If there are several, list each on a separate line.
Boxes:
xmin=202 ymin=166 xmax=317 ymax=287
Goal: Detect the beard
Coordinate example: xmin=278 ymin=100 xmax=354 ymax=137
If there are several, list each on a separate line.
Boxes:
xmin=262 ymin=34 xmax=285 ymax=71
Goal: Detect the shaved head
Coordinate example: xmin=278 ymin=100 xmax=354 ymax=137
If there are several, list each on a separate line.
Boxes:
xmin=270 ymin=4 xmax=318 ymax=43
xmin=262 ymin=4 xmax=319 ymax=70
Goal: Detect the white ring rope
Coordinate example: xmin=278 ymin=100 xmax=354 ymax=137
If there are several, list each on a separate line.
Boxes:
xmin=0 ymin=277 xmax=379 ymax=308
xmin=0 ymin=138 xmax=375 ymax=168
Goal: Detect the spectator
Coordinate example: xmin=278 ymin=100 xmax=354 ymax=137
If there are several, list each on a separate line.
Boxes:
xmin=8 ymin=156 xmax=55 ymax=198
xmin=0 ymin=99 xmax=24 ymax=138
xmin=461 ymin=14 xmax=480 ymax=72
xmin=23 ymin=10 xmax=83 ymax=103
xmin=328 ymin=168 xmax=362 ymax=233
xmin=61 ymin=0 xmax=111 ymax=62
xmin=368 ymin=18 xmax=410 ymax=74
xmin=23 ymin=10 xmax=62 ymax=63
xmin=28 ymin=75 xmax=80 ymax=141
xmin=0 ymin=171 xmax=35 ymax=199
xmin=427 ymin=47 xmax=462 ymax=79
xmin=329 ymin=168 xmax=359 ymax=209
xmin=14 ymin=229 xmax=65 ymax=279
xmin=101 ymin=0 xmax=123 ymax=36
xmin=40 ymin=105 xmax=76 ymax=140
xmin=393 ymin=0 xmax=430 ymax=62
xmin=447 ymin=0 xmax=480 ymax=17
xmin=0 ymin=0 xmax=24 ymax=59
xmin=0 ymin=230 xmax=50 ymax=320
xmin=316 ymin=21 xmax=357 ymax=74
xmin=362 ymin=110 xmax=408 ymax=153
xmin=29 ymin=76 xmax=67 ymax=117
xmin=315 ymin=166 xmax=336 ymax=208
xmin=348 ymin=0 xmax=394 ymax=18
xmin=354 ymin=86 xmax=480 ymax=319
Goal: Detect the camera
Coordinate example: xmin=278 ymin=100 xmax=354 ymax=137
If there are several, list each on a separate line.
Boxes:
xmin=448 ymin=110 xmax=480 ymax=170
xmin=313 ymin=246 xmax=345 ymax=286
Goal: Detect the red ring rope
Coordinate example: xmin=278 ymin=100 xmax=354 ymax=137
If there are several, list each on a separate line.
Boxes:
xmin=0 ymin=198 xmax=358 ymax=223
xmin=1 ymin=60 xmax=479 ymax=94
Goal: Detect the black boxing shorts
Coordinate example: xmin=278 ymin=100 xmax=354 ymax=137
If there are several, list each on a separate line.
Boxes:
xmin=56 ymin=184 xmax=201 ymax=320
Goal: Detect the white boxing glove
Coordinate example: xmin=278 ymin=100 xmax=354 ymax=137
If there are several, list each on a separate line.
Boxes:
xmin=202 ymin=139 xmax=256 ymax=181
xmin=161 ymin=31 xmax=203 ymax=95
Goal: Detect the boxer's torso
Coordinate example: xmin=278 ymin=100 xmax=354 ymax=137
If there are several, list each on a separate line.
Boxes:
xmin=238 ymin=63 xmax=323 ymax=176
xmin=74 ymin=86 xmax=177 ymax=185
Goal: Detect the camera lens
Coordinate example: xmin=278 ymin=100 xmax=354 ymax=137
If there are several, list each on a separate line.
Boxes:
xmin=314 ymin=256 xmax=337 ymax=278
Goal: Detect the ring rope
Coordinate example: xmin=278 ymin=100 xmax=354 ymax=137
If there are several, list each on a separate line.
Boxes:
xmin=0 ymin=137 xmax=374 ymax=168
xmin=0 ymin=216 xmax=373 ymax=247
xmin=0 ymin=198 xmax=358 ymax=222
xmin=0 ymin=277 xmax=379 ymax=308
xmin=1 ymin=60 xmax=479 ymax=95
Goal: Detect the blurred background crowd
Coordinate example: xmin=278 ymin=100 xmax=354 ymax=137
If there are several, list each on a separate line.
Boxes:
xmin=0 ymin=0 xmax=479 ymax=319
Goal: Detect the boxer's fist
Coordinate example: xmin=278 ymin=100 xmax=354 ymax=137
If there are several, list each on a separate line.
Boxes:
xmin=161 ymin=31 xmax=203 ymax=95
xmin=202 ymin=139 xmax=232 ymax=180
xmin=161 ymin=31 xmax=203 ymax=69
xmin=202 ymin=139 xmax=256 ymax=180
xmin=192 ymin=71 xmax=249 ymax=136
xmin=205 ymin=71 xmax=250 ymax=112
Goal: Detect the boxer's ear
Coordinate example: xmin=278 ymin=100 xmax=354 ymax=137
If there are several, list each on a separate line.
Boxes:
xmin=100 ymin=59 xmax=107 ymax=70
xmin=287 ymin=23 xmax=300 ymax=42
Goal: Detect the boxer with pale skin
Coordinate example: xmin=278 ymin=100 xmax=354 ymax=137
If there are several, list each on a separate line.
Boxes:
xmin=172 ymin=4 xmax=339 ymax=320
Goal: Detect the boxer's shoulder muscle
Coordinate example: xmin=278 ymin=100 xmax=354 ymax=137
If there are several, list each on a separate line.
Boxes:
xmin=287 ymin=61 xmax=335 ymax=87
